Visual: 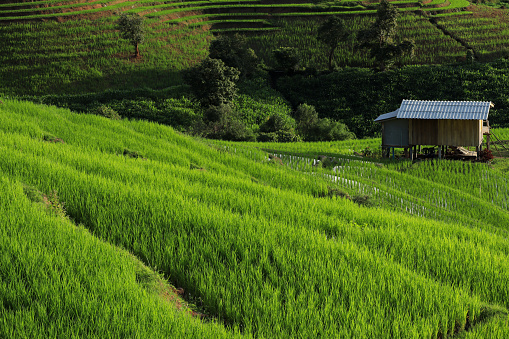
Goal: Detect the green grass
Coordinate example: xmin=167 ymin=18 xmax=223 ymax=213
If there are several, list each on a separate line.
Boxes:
xmin=6 ymin=0 xmax=509 ymax=97
xmin=0 ymin=176 xmax=236 ymax=338
xmin=1 ymin=98 xmax=509 ymax=337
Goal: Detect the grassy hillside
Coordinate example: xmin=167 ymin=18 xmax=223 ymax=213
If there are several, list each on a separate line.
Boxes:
xmin=1 ymin=98 xmax=509 ymax=337
xmin=2 ymin=0 xmax=509 ymax=96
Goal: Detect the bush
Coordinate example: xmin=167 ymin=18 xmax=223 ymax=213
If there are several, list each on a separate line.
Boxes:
xmin=204 ymin=118 xmax=256 ymax=142
xmin=351 ymin=194 xmax=374 ymax=207
xmin=258 ymin=114 xmax=300 ymax=142
xmin=305 ymin=118 xmax=355 ymax=142
xmin=204 ymin=103 xmax=234 ymax=123
xmin=257 ymin=132 xmax=279 ymax=142
xmin=294 ymin=103 xmax=355 ymax=141
xmin=122 ymin=148 xmax=145 ymax=159
xmin=479 ymin=149 xmax=494 ymax=162
xmin=317 ymin=186 xmax=350 ymax=199
xmin=260 ymin=114 xmax=295 ymax=133
xmin=93 ymin=105 xmax=121 ymax=120
xmin=273 ymin=47 xmax=301 ymax=73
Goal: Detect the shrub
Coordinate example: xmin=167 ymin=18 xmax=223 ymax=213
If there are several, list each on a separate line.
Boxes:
xmin=122 ymin=148 xmax=145 ymax=159
xmin=268 ymin=154 xmax=284 ymax=165
xmin=351 ymin=194 xmax=374 ymax=207
xmin=204 ymin=104 xmax=234 ymax=123
xmin=311 ymin=118 xmax=355 ymax=141
xmin=318 ymin=186 xmax=350 ymax=199
xmin=205 ymin=119 xmax=256 ymax=142
xmin=272 ymin=47 xmax=301 ymax=73
xmin=479 ymin=149 xmax=494 ymax=163
xmin=294 ymin=103 xmax=355 ymax=141
xmin=259 ymin=114 xmax=300 ymax=142
xmin=42 ymin=134 xmax=64 ymax=143
xmin=257 ymin=132 xmax=279 ymax=142
xmin=93 ymin=105 xmax=121 ymax=120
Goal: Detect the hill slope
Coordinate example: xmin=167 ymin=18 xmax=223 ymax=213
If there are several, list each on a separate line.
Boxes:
xmin=2 ymin=0 xmax=509 ymax=96
xmin=1 ymin=99 xmax=509 ymax=337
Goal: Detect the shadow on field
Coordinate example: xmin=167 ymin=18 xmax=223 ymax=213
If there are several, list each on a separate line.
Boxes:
xmin=70 ymin=68 xmax=184 ymax=95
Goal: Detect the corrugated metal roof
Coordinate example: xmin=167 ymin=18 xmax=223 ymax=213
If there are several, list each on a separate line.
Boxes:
xmin=397 ymin=100 xmax=492 ymax=120
xmin=374 ymin=109 xmax=399 ymax=122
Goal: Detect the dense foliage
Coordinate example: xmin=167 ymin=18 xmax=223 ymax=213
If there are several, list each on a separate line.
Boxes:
xmin=277 ymin=59 xmax=509 ymax=138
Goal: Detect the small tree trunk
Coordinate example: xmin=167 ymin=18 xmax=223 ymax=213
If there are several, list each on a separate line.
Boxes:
xmin=328 ymin=47 xmax=335 ymax=71
xmin=135 ymin=43 xmax=140 ymax=58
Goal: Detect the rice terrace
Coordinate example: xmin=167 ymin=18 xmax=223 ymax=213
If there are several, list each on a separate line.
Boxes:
xmin=3 ymin=0 xmax=509 ymax=337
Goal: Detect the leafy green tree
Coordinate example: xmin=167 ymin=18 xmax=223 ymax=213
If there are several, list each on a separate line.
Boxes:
xmin=272 ymin=47 xmax=301 ymax=73
xmin=373 ymin=0 xmax=398 ymax=46
xmin=209 ymin=34 xmax=259 ymax=77
xmin=184 ymin=57 xmax=240 ymax=107
xmin=358 ymin=0 xmax=414 ymax=71
xmin=295 ymin=103 xmax=319 ymax=137
xmin=317 ymin=16 xmax=350 ymax=71
xmin=116 ymin=13 xmax=145 ymax=58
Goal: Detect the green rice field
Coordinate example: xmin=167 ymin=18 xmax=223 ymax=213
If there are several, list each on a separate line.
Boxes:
xmin=1 ymin=0 xmax=508 ymax=96
xmin=1 ymin=98 xmax=509 ymax=337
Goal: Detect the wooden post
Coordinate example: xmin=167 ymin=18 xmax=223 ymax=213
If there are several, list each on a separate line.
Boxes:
xmin=438 ymin=146 xmax=442 ymax=159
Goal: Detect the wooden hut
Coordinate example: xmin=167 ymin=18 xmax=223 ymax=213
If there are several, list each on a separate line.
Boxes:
xmin=375 ymin=100 xmax=493 ymax=159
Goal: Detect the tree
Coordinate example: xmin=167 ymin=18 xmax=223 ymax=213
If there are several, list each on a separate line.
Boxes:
xmin=116 ymin=13 xmax=145 ymax=58
xmin=272 ymin=47 xmax=301 ymax=73
xmin=295 ymin=103 xmax=319 ymax=137
xmin=184 ymin=57 xmax=240 ymax=107
xmin=209 ymin=34 xmax=259 ymax=77
xmin=373 ymin=0 xmax=398 ymax=46
xmin=294 ymin=103 xmax=355 ymax=141
xmin=317 ymin=16 xmax=350 ymax=71
xmin=358 ymin=0 xmax=414 ymax=71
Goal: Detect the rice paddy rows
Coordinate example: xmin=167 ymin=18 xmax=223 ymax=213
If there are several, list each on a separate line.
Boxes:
xmin=0 ymin=0 xmax=507 ymax=97
xmin=0 ymin=15 xmax=214 ymax=95
xmin=436 ymin=13 xmax=509 ymax=59
xmin=258 ymin=149 xmax=509 ymax=232
xmin=0 ymin=0 xmax=470 ymax=23
xmin=2 ymin=99 xmax=509 ymax=337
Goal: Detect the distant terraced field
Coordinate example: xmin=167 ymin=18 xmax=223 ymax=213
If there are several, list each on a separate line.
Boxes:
xmin=1 ymin=0 xmax=509 ymax=95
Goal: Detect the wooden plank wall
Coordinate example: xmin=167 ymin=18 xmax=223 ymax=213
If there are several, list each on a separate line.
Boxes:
xmin=409 ymin=119 xmax=482 ymax=146
xmin=409 ymin=119 xmax=438 ymax=145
